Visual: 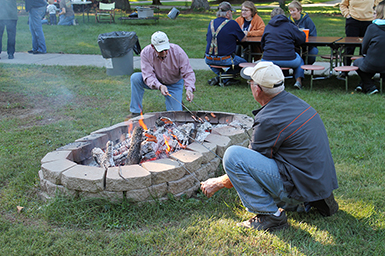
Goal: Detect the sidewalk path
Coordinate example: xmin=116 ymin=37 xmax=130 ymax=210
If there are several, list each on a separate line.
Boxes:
xmin=0 ymin=52 xmax=334 ymax=76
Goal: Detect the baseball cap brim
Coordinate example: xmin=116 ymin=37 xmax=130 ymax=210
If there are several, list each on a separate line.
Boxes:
xmin=240 ymin=67 xmax=254 ymax=80
xmin=153 ymin=42 xmax=170 ymax=52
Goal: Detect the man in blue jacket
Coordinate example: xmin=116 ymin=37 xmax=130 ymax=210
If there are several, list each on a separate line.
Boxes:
xmin=25 ymin=0 xmax=47 ymax=54
xmin=201 ymin=62 xmax=339 ymax=231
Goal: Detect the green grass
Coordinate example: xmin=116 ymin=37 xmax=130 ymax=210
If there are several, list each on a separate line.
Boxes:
xmin=13 ymin=5 xmax=345 ymax=58
xmin=1 ymin=5 xmax=385 ymax=255
xmin=1 ymin=62 xmax=385 ymax=254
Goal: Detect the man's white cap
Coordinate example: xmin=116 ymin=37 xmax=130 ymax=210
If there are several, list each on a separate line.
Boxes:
xmin=241 ymin=61 xmax=284 ymax=88
xmin=151 ymin=31 xmax=170 ymax=52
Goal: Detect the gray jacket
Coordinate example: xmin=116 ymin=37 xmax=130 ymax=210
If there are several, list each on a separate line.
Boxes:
xmin=251 ymin=91 xmax=338 ymax=202
xmin=0 ymin=0 xmax=18 ymax=20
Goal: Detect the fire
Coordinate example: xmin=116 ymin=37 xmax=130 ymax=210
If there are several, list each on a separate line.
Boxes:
xmin=171 ymin=133 xmax=186 ymax=149
xmin=138 ymin=112 xmax=148 ymax=130
xmin=127 ymin=122 xmax=133 ymax=136
xmin=163 ymin=134 xmax=171 ymax=153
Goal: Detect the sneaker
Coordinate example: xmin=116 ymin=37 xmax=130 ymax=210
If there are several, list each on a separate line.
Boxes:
xmin=208 ymin=77 xmax=219 ymax=86
xmin=28 ymin=50 xmax=34 ymax=54
xmin=355 ymin=85 xmax=363 ymax=92
xmin=294 ymin=81 xmax=302 ymax=90
xmin=125 ymin=112 xmax=140 ymax=121
xmin=366 ymin=87 xmax=379 ymax=95
xmin=309 ymin=192 xmax=339 ymax=217
xmin=224 ymin=79 xmax=239 ymax=86
xmin=33 ymin=51 xmax=46 ymax=55
xmin=8 ymin=54 xmax=14 ymax=59
xmin=237 ymin=209 xmax=288 ymax=231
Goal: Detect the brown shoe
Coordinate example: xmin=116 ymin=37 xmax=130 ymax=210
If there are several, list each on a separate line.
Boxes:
xmin=237 ymin=208 xmax=288 ymax=231
xmin=125 ymin=113 xmax=140 ymax=121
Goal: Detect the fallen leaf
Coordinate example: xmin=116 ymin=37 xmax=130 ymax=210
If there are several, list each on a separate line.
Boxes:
xmin=17 ymin=206 xmax=24 ymax=213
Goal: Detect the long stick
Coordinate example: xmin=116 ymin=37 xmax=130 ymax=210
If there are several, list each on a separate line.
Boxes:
xmin=166 ymin=93 xmax=204 ymax=123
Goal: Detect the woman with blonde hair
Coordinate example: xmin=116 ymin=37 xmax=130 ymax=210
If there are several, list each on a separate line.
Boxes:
xmin=353 ymin=0 xmax=385 ymax=95
xmin=235 ymin=1 xmax=265 ymax=61
xmin=288 ymin=0 xmax=318 ymax=64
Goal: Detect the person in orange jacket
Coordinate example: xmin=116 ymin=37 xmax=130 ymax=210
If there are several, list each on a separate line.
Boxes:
xmin=235 ymin=1 xmax=265 ymax=61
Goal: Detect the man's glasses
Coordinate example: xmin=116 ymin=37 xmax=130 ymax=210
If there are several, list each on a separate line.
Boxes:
xmin=241 ymin=9 xmax=251 ymax=12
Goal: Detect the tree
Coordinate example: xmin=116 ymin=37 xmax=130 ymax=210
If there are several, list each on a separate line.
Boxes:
xmin=191 ymin=0 xmax=210 ymax=10
xmin=114 ymin=0 xmax=131 ymax=12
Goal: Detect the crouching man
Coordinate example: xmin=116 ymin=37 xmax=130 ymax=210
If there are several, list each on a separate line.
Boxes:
xmin=201 ymin=62 xmax=339 ymax=231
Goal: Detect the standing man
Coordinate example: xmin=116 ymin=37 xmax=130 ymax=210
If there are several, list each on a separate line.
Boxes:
xmin=205 ymin=1 xmax=246 ymax=86
xmin=201 ymin=62 xmax=339 ymax=231
xmin=0 ymin=0 xmax=18 ymax=59
xmin=58 ymin=0 xmax=75 ymax=26
xmin=127 ymin=31 xmax=196 ymax=119
xmin=339 ymin=0 xmax=380 ymax=79
xmin=25 ymin=0 xmax=47 ymax=54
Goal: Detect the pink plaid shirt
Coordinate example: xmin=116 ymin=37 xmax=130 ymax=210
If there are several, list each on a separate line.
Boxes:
xmin=140 ymin=43 xmax=196 ymax=92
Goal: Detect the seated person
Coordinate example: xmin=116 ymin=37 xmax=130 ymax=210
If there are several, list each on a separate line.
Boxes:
xmin=288 ymin=0 xmax=318 ymax=65
xmin=205 ymin=1 xmax=246 ymax=86
xmin=235 ymin=1 xmax=265 ymax=61
xmin=261 ymin=7 xmax=306 ymax=89
xmin=353 ymin=1 xmax=385 ymax=95
xmin=58 ymin=0 xmax=75 ymax=26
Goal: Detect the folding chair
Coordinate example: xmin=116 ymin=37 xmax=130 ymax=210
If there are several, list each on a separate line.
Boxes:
xmin=95 ymin=2 xmax=115 ymax=23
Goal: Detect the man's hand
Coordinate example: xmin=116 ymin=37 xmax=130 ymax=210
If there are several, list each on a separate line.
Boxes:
xmin=159 ymin=84 xmax=169 ymax=96
xmin=200 ymin=176 xmax=225 ymax=198
xmin=186 ymin=90 xmax=194 ymax=102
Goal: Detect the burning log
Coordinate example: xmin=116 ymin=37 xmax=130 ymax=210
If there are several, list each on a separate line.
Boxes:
xmin=126 ymin=126 xmax=144 ymax=165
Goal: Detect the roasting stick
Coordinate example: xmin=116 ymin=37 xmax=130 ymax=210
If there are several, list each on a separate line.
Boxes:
xmin=159 ymin=117 xmax=223 ymax=161
xmin=166 ymin=93 xmax=204 ymax=123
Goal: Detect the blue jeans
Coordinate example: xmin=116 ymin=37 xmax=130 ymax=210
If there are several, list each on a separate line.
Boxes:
xmin=306 ymin=47 xmax=319 ymax=65
xmin=50 ymin=14 xmax=57 ymax=25
xmin=29 ymin=6 xmax=47 ymax=53
xmin=0 ymin=19 xmax=17 ymax=55
xmin=223 ymin=145 xmax=302 ymax=214
xmin=58 ymin=15 xmax=74 ymax=26
xmin=130 ymin=72 xmax=184 ymax=114
xmin=205 ymin=54 xmax=247 ymax=82
xmin=262 ymin=53 xmax=304 ymax=80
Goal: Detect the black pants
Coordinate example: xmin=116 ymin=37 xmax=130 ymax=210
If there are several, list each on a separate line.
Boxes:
xmin=343 ymin=18 xmax=371 ymax=66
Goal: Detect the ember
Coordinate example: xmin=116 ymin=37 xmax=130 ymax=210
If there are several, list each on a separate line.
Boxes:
xmin=92 ymin=116 xmax=213 ymax=168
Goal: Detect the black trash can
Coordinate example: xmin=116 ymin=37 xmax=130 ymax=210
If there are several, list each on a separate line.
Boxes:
xmin=98 ymin=31 xmax=141 ymax=76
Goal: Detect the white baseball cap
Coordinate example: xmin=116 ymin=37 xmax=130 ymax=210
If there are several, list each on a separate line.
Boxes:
xmin=241 ymin=62 xmax=284 ymax=88
xmin=151 ymin=31 xmax=170 ymax=52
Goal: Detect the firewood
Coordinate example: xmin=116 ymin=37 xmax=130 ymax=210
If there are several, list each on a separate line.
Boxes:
xmin=125 ymin=126 xmax=144 ymax=165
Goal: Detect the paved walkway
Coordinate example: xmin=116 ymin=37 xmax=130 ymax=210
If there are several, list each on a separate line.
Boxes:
xmin=0 ymin=51 xmax=334 ymax=76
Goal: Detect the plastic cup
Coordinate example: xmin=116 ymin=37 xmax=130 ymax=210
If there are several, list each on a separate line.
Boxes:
xmin=303 ymin=29 xmax=309 ymax=42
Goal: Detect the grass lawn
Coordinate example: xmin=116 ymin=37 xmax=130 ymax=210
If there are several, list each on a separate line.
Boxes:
xmin=1 ymin=4 xmax=385 ymax=255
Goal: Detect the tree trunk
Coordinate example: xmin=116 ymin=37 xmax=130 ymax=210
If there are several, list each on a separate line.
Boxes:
xmin=191 ymin=0 xmax=210 ymax=10
xmin=152 ymin=0 xmax=162 ymax=5
xmin=114 ymin=0 xmax=131 ymax=12
xmin=278 ymin=0 xmax=287 ymax=12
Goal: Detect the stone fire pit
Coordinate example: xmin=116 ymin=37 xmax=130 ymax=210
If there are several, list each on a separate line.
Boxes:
xmin=39 ymin=111 xmax=253 ymax=203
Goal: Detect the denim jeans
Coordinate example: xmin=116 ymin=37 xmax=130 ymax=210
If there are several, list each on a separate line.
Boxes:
xmin=29 ymin=6 xmax=47 ymax=53
xmin=306 ymin=47 xmax=319 ymax=65
xmin=223 ymin=145 xmax=302 ymax=214
xmin=0 ymin=20 xmax=17 ymax=55
xmin=262 ymin=52 xmax=304 ymax=80
xmin=130 ymin=72 xmax=184 ymax=114
xmin=205 ymin=54 xmax=246 ymax=82
xmin=50 ymin=14 xmax=57 ymax=25
xmin=58 ymin=15 xmax=74 ymax=26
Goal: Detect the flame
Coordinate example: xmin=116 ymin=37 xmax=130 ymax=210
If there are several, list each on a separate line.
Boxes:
xmin=138 ymin=112 xmax=148 ymax=130
xmin=163 ymin=134 xmax=171 ymax=153
xmin=171 ymin=133 xmax=186 ymax=149
xmin=127 ymin=122 xmax=133 ymax=136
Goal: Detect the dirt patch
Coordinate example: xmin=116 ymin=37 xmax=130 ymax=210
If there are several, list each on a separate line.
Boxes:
xmin=0 ymin=91 xmax=73 ymax=128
